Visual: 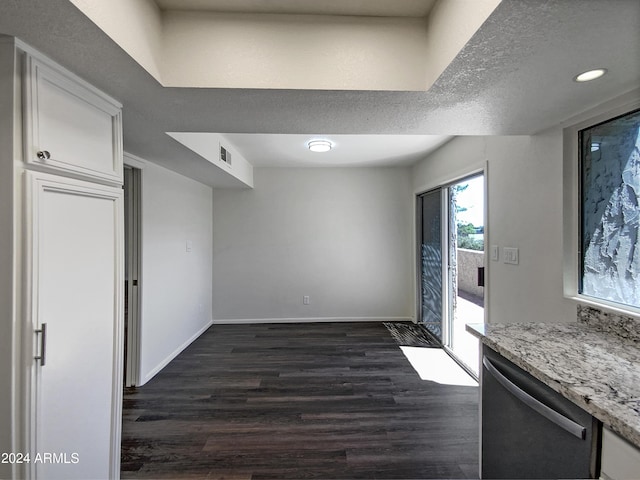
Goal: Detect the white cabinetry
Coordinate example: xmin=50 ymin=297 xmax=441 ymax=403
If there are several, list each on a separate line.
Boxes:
xmin=6 ymin=43 xmax=125 ymax=480
xmin=26 ymin=172 xmax=123 ymax=480
xmin=601 ymin=427 xmax=640 ymax=480
xmin=23 ymin=54 xmax=123 ymax=185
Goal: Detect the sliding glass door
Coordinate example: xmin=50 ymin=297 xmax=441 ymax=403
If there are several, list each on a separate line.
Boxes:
xmin=417 ymin=174 xmax=485 ymax=376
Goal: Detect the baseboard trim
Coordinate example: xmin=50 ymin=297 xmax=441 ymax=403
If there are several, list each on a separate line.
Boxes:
xmin=212 ymin=317 xmax=413 ymax=325
xmin=139 ymin=319 xmax=213 ymax=386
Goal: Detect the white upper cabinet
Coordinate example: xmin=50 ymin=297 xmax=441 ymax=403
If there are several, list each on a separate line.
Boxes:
xmin=23 ymin=53 xmax=123 ymax=185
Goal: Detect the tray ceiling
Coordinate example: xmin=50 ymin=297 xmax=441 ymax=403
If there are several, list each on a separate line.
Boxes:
xmin=154 ymin=0 xmax=438 ymax=18
xmin=1 ymin=0 xmax=638 ymax=186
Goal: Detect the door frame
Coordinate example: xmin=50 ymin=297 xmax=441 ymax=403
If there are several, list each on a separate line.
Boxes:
xmin=124 ymin=165 xmax=142 ymax=387
xmin=123 ymin=153 xmax=145 ymax=387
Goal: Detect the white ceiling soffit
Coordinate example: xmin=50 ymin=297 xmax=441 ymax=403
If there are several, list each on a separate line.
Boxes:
xmin=155 ymin=0 xmax=438 ymax=18
xmin=171 ymin=133 xmax=453 ymax=168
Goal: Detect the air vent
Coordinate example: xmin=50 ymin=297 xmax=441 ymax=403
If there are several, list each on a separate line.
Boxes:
xmin=220 ymin=145 xmax=231 ymax=165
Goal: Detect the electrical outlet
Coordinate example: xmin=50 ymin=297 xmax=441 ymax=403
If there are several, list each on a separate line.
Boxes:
xmin=303 ymin=296 xmax=310 ymax=305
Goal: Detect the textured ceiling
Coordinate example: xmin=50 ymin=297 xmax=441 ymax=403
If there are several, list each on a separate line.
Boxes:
xmin=0 ymin=0 xmax=639 ymax=187
xmin=154 ymin=0 xmax=438 ymax=17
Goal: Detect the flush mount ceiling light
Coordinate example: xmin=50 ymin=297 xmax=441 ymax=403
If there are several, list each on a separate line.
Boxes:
xmin=574 ymin=68 xmax=608 ymax=82
xmin=307 ymin=140 xmax=333 ymax=153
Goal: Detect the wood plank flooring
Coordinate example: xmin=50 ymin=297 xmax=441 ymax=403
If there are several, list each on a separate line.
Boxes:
xmin=121 ymin=322 xmax=479 ymax=479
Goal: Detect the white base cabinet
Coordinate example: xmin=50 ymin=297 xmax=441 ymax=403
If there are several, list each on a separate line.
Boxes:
xmin=600 ymin=427 xmax=640 ymax=480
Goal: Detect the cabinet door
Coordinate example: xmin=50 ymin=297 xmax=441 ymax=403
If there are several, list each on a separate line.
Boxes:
xmin=23 ymin=54 xmax=123 ymax=185
xmin=601 ymin=427 xmax=640 ymax=480
xmin=26 ymin=172 xmax=124 ymax=480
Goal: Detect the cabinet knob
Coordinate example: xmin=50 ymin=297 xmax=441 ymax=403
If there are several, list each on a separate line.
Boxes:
xmin=37 ymin=150 xmax=51 ymax=160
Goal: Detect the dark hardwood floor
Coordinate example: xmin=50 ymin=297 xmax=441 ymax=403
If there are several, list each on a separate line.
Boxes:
xmin=121 ymin=322 xmax=479 ymax=479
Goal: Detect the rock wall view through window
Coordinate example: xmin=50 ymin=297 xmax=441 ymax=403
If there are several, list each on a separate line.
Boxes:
xmin=580 ymin=108 xmax=640 ymax=310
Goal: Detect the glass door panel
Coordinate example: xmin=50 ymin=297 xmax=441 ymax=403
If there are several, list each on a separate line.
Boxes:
xmin=447 ymin=175 xmax=484 ymax=376
xmin=419 ymin=189 xmax=444 ymax=342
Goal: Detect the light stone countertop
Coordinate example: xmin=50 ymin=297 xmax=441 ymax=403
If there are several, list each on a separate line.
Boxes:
xmin=467 ymin=319 xmax=640 ymax=449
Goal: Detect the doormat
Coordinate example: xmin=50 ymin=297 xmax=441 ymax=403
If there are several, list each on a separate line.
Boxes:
xmin=383 ymin=322 xmax=440 ymax=348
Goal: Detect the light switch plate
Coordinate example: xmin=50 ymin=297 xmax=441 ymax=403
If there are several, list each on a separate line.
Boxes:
xmin=503 ymin=247 xmax=519 ymax=265
xmin=491 ymin=245 xmax=499 ymax=261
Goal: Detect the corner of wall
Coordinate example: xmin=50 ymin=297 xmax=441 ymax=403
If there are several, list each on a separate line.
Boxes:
xmin=139 ymin=319 xmax=213 ymax=386
xmin=0 ymin=36 xmax=17 ymax=480
xmin=137 ymin=159 xmax=214 ymax=385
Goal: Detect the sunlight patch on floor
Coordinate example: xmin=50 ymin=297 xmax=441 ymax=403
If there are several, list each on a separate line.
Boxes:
xmin=400 ymin=346 xmax=478 ymax=387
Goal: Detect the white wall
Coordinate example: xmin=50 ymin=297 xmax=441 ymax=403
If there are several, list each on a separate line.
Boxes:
xmin=212 ymin=167 xmax=413 ymax=322
xmin=412 ymin=132 xmax=576 ymax=325
xmin=134 ymin=158 xmax=214 ymax=384
xmin=162 ymin=12 xmax=429 ymax=90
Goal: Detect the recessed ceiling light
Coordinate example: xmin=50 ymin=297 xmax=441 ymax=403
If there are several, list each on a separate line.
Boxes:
xmin=307 ymin=140 xmax=333 ymax=153
xmin=574 ymin=68 xmax=608 ymax=82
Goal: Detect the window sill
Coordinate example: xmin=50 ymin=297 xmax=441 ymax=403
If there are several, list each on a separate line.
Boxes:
xmin=566 ymin=294 xmax=640 ymax=322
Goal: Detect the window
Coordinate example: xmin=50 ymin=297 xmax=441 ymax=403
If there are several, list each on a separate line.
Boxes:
xmin=579 ymin=108 xmax=640 ymax=310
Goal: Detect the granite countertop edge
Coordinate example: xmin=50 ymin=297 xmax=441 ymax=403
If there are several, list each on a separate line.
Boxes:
xmin=467 ymin=321 xmax=640 ymax=450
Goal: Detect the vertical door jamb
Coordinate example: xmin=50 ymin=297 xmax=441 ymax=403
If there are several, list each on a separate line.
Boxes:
xmin=415 ymin=194 xmax=423 ymax=324
xmin=124 ymin=166 xmax=141 ymax=387
xmin=441 ymin=186 xmax=452 ymax=348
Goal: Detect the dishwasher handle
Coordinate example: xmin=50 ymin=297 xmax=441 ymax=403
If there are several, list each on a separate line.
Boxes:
xmin=483 ymin=356 xmax=586 ymax=440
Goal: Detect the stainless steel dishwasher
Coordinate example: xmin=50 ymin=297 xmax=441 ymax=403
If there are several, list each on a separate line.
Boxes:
xmin=481 ymin=345 xmax=601 ymax=479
